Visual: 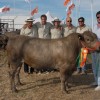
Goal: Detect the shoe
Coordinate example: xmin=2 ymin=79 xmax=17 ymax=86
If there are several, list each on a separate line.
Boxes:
xmin=80 ymin=71 xmax=87 ymax=75
xmin=73 ymin=71 xmax=80 ymax=75
xmin=90 ymin=82 xmax=97 ymax=86
xmin=95 ymin=86 xmax=100 ymax=91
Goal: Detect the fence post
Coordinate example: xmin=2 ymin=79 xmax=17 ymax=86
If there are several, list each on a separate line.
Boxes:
xmin=13 ymin=19 xmax=14 ymax=31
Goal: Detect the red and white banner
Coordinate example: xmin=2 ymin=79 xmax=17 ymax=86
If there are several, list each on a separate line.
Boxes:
xmin=69 ymin=3 xmax=75 ymax=11
xmin=65 ymin=1 xmax=75 ymax=17
xmin=0 ymin=6 xmax=10 ymax=13
xmin=64 ymin=0 xmax=70 ymax=6
xmin=67 ymin=10 xmax=71 ymax=17
xmin=31 ymin=7 xmax=38 ymax=16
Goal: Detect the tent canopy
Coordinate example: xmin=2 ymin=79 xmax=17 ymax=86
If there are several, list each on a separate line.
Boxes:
xmin=34 ymin=11 xmax=54 ymax=23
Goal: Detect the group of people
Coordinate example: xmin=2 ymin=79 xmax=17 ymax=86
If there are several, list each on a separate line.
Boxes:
xmin=20 ymin=11 xmax=100 ymax=91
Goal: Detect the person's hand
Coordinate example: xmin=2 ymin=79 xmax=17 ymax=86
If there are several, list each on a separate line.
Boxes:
xmin=59 ymin=26 xmax=63 ymax=31
xmin=27 ymin=24 xmax=33 ymax=29
xmin=23 ymin=24 xmax=28 ymax=29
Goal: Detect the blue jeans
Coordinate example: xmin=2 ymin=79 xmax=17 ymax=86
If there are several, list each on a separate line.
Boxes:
xmin=77 ymin=64 xmax=86 ymax=72
xmin=92 ymin=52 xmax=100 ymax=85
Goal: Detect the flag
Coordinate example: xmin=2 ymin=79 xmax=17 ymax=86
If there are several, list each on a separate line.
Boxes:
xmin=69 ymin=3 xmax=75 ymax=10
xmin=2 ymin=7 xmax=10 ymax=12
xmin=0 ymin=6 xmax=10 ymax=13
xmin=80 ymin=48 xmax=88 ymax=67
xmin=31 ymin=7 xmax=38 ymax=16
xmin=65 ymin=1 xmax=75 ymax=17
xmin=64 ymin=0 xmax=70 ymax=6
xmin=66 ymin=1 xmax=72 ymax=12
xmin=25 ymin=0 xmax=31 ymax=3
xmin=67 ymin=10 xmax=71 ymax=17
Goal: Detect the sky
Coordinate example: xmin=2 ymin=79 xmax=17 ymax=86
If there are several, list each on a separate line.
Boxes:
xmin=0 ymin=0 xmax=100 ymax=27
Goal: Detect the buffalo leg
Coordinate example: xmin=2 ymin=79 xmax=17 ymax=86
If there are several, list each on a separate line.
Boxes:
xmin=16 ymin=66 xmax=22 ymax=86
xmin=60 ymin=64 xmax=71 ymax=93
xmin=60 ymin=73 xmax=67 ymax=92
xmin=8 ymin=64 xmax=18 ymax=92
xmin=60 ymin=73 xmax=70 ymax=93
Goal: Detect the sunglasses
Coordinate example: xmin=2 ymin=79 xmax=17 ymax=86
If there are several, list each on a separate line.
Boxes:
xmin=67 ymin=21 xmax=72 ymax=22
xmin=97 ymin=17 xmax=100 ymax=19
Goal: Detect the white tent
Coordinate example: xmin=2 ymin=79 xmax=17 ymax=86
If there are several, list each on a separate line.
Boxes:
xmin=46 ymin=11 xmax=54 ymax=23
xmin=34 ymin=11 xmax=54 ymax=23
xmin=0 ymin=11 xmax=65 ymax=30
xmin=0 ymin=15 xmax=28 ymax=30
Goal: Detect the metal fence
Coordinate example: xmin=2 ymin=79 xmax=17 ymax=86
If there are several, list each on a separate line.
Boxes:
xmin=0 ymin=18 xmax=14 ymax=34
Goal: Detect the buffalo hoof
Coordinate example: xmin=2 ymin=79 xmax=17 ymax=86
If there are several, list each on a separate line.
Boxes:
xmin=62 ymin=90 xmax=70 ymax=94
xmin=12 ymin=88 xmax=18 ymax=93
xmin=68 ymin=85 xmax=71 ymax=88
xmin=16 ymin=82 xmax=24 ymax=86
xmin=66 ymin=90 xmax=70 ymax=94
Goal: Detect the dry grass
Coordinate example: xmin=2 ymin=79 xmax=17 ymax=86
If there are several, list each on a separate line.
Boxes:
xmin=0 ymin=51 xmax=100 ymax=100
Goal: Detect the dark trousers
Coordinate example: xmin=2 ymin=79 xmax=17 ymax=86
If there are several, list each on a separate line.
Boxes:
xmin=24 ymin=63 xmax=34 ymax=73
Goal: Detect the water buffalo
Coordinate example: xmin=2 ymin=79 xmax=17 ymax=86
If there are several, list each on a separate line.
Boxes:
xmin=0 ymin=31 xmax=100 ymax=93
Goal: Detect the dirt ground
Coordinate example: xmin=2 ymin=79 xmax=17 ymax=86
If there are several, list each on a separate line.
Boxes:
xmin=0 ymin=51 xmax=100 ymax=100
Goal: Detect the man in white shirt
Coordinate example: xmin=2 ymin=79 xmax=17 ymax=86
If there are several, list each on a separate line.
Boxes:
xmin=35 ymin=14 xmax=53 ymax=39
xmin=76 ymin=17 xmax=92 ymax=74
xmin=76 ymin=17 xmax=92 ymax=34
xmin=63 ymin=17 xmax=76 ymax=37
xmin=51 ymin=18 xmax=63 ymax=39
xmin=91 ymin=11 xmax=100 ymax=91
xmin=20 ymin=17 xmax=38 ymax=37
xmin=20 ymin=17 xmax=38 ymax=74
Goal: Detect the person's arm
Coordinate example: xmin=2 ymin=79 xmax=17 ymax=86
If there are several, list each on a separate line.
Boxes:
xmin=20 ymin=24 xmax=27 ymax=35
xmin=20 ymin=28 xmax=25 ymax=35
xmin=60 ymin=26 xmax=64 ymax=37
xmin=33 ymin=25 xmax=38 ymax=38
xmin=49 ymin=23 xmax=53 ymax=39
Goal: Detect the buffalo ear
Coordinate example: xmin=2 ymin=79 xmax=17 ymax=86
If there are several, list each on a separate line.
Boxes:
xmin=78 ymin=34 xmax=84 ymax=41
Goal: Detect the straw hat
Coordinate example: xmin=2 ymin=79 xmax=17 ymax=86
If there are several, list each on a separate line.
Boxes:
xmin=25 ymin=17 xmax=35 ymax=22
xmin=52 ymin=17 xmax=61 ymax=23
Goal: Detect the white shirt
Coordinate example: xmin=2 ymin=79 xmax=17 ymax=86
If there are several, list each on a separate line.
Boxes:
xmin=20 ymin=25 xmax=38 ymax=37
xmin=51 ymin=28 xmax=63 ymax=39
xmin=93 ymin=24 xmax=100 ymax=40
xmin=76 ymin=25 xmax=91 ymax=34
xmin=64 ymin=25 xmax=76 ymax=37
xmin=35 ymin=22 xmax=53 ymax=39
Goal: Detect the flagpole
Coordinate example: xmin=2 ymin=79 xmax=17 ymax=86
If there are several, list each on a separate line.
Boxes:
xmin=29 ymin=2 xmax=31 ymax=16
xmin=78 ymin=0 xmax=80 ymax=18
xmin=75 ymin=0 xmax=78 ymax=26
xmin=71 ymin=0 xmax=73 ymax=18
xmin=13 ymin=0 xmax=15 ymax=16
xmin=91 ymin=0 xmax=94 ymax=30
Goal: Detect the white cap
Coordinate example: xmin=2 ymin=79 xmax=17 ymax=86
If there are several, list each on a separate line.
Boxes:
xmin=25 ymin=17 xmax=35 ymax=22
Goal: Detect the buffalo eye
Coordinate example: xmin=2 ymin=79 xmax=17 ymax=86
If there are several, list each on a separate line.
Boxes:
xmin=86 ymin=38 xmax=90 ymax=43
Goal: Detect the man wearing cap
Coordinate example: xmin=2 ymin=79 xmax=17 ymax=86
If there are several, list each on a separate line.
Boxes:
xmin=63 ymin=17 xmax=76 ymax=37
xmin=20 ymin=17 xmax=38 ymax=37
xmin=35 ymin=14 xmax=53 ymax=39
xmin=20 ymin=17 xmax=38 ymax=74
xmin=51 ymin=18 xmax=63 ymax=39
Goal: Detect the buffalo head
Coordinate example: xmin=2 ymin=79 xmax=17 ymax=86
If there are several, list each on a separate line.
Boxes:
xmin=78 ymin=31 xmax=100 ymax=52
